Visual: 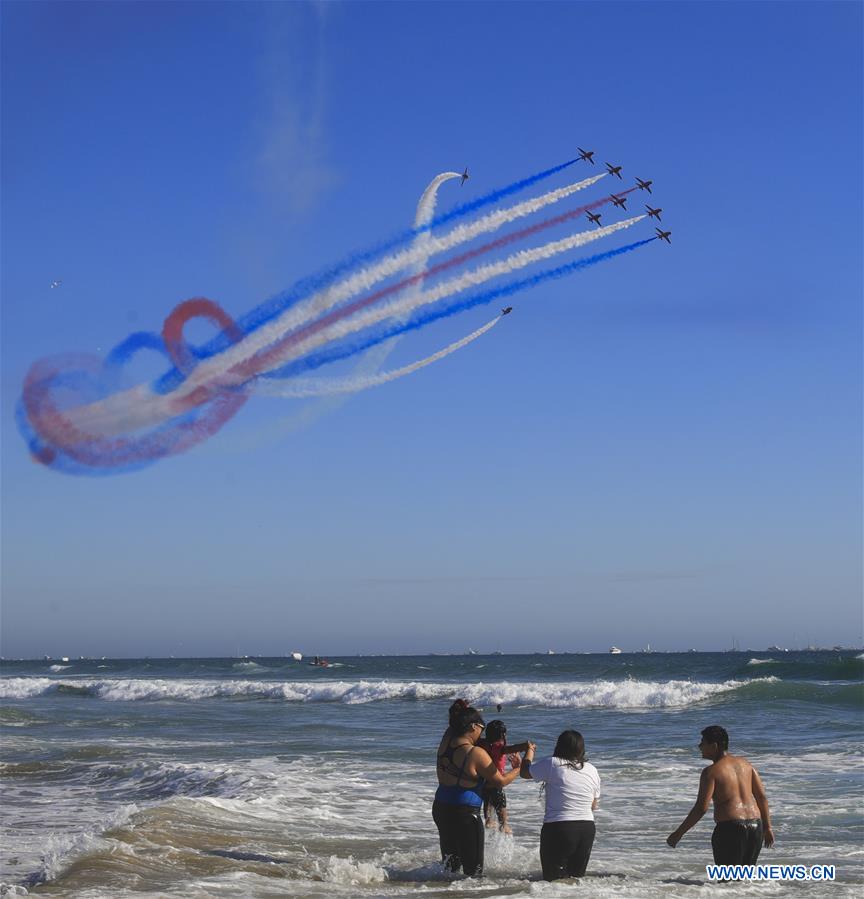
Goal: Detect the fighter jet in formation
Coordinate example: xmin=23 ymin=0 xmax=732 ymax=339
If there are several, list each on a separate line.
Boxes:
xmin=50 ymin=280 xmax=62 ymax=289
xmin=578 ymin=147 xmax=669 ymax=242
xmin=501 ymin=306 xmax=513 ymax=316
xmin=460 ymin=167 xmax=469 ymax=186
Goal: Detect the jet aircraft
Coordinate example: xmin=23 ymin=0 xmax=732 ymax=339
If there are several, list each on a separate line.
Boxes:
xmin=646 ymin=205 xmax=663 ymax=221
xmin=586 ymin=211 xmax=602 ymax=227
xmin=655 ymin=228 xmax=672 ymax=244
xmin=636 ymin=178 xmax=653 ymax=194
xmin=610 ymin=194 xmax=628 ymax=209
xmin=577 ymin=147 xmax=595 ymax=164
xmin=50 ymin=280 xmax=62 ymax=289
xmin=605 ymin=162 xmax=623 ymax=179
xmin=501 ymin=306 xmax=513 ymax=316
xmin=460 ymin=167 xmax=469 ymax=186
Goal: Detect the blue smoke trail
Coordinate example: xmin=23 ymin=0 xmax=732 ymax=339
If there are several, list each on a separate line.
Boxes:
xmin=21 ymin=237 xmax=649 ymax=477
xmin=231 ymin=158 xmax=579 ymax=338
xmin=265 ymin=239 xmax=655 ymax=380
xmin=140 ymin=158 xmax=579 ymax=392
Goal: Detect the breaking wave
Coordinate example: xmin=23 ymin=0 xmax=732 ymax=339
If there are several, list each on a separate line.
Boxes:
xmin=0 ymin=676 xmax=769 ymax=709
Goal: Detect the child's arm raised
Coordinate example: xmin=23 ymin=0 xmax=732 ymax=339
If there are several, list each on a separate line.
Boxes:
xmin=503 ymin=741 xmax=530 ymax=754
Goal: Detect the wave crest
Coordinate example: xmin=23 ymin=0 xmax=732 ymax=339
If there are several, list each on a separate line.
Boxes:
xmin=0 ymin=676 xmax=762 ymax=709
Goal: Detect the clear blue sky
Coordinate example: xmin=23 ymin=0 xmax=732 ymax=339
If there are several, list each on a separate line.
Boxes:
xmin=2 ymin=1 xmax=861 ymax=657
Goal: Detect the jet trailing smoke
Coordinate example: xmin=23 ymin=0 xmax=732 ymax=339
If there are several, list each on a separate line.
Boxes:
xmin=19 ymin=155 xmax=666 ymax=475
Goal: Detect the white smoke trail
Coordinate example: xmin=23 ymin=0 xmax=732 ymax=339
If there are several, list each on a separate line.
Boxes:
xmin=69 ymin=174 xmax=608 ymax=432
xmin=254 ymin=171 xmax=462 ymax=441
xmin=349 ymin=170 xmax=460 ymax=371
xmin=176 ymin=173 xmax=608 ymax=390
xmin=248 ymin=314 xmax=502 ymax=398
xmin=254 ymin=215 xmax=645 ymax=374
xmin=68 ymin=215 xmax=642 ymax=437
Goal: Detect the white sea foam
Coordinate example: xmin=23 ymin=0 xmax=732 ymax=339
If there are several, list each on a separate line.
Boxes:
xmin=48 ymin=664 xmax=71 ymax=672
xmin=747 ymin=657 xmax=779 ymax=665
xmin=23 ymin=802 xmax=140 ymax=890
xmin=315 ymin=854 xmax=389 ymax=885
xmin=4 ymin=730 xmax=862 ymax=898
xmin=0 ymin=677 xmax=54 ymax=698
xmin=0 ymin=676 xmax=766 ymax=708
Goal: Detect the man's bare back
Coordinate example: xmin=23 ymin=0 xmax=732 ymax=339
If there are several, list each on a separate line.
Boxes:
xmin=706 ymin=754 xmax=762 ymax=822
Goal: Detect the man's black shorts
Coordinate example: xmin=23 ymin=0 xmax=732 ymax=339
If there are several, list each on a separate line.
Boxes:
xmin=712 ymin=818 xmax=763 ymax=865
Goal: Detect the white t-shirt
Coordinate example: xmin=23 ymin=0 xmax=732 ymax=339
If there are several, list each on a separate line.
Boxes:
xmin=529 ymin=756 xmax=601 ymax=823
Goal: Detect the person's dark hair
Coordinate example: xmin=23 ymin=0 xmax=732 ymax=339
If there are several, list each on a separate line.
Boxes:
xmin=701 ymin=725 xmax=729 ymax=751
xmin=485 ymin=720 xmax=507 ymax=743
xmin=452 ymin=706 xmax=485 ymax=735
xmin=448 ymin=698 xmax=469 ymax=728
xmin=553 ymin=730 xmax=586 ymax=770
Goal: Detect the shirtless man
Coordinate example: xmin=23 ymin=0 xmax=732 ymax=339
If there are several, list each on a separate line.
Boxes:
xmin=667 ymin=725 xmax=774 ymax=864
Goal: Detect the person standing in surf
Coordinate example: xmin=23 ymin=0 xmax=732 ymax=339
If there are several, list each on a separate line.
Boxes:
xmin=519 ymin=730 xmax=601 ymax=880
xmin=478 ymin=719 xmax=529 ymax=834
xmin=433 ymin=705 xmax=524 ymax=877
xmin=666 ymin=725 xmax=775 ymax=864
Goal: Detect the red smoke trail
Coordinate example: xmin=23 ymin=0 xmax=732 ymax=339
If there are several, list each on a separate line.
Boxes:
xmin=235 ymin=187 xmax=639 ymax=382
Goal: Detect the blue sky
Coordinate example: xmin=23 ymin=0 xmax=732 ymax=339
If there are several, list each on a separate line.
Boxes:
xmin=1 ymin=1 xmax=861 ymax=657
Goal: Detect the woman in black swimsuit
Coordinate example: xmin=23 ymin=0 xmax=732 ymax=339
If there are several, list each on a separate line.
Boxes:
xmin=433 ymin=704 xmax=524 ymax=876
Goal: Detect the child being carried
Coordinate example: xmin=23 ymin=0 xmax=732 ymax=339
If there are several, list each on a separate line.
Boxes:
xmin=479 ymin=719 xmax=529 ymax=834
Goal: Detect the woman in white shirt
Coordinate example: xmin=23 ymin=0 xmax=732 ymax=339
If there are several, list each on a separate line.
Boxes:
xmin=520 ymin=730 xmax=601 ymax=880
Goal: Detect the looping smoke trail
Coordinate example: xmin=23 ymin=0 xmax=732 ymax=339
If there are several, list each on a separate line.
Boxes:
xmin=249 ymin=314 xmax=503 ymax=398
xmin=18 ymin=158 xmax=659 ymax=476
xmin=158 ymin=159 xmax=584 ymax=369
xmin=61 ymin=173 xmax=614 ymax=432
xmin=163 ymin=172 xmax=607 ymax=396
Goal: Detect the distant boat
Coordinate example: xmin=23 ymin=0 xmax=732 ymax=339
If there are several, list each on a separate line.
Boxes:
xmin=290 ymin=651 xmax=303 ymax=661
xmin=609 ymin=646 xmax=622 ymax=654
xmin=547 ymin=649 xmax=555 ymax=655
xmin=467 ymin=649 xmax=479 ymax=655
xmin=767 ymin=645 xmax=788 ymax=652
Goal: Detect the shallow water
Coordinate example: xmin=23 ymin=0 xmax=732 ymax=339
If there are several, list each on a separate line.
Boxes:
xmin=1 ymin=652 xmax=862 ymax=896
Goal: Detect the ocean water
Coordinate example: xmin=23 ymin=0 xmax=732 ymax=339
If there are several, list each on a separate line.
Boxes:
xmin=1 ymin=651 xmax=862 ymax=897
